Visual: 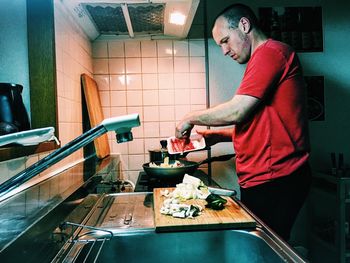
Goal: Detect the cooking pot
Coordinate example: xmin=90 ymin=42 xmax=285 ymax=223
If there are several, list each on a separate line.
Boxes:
xmin=148 ymin=140 xmax=183 ymax=162
xmin=142 ymin=154 xmax=236 ymax=180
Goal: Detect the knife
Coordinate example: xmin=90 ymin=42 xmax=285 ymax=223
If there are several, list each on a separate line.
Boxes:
xmin=208 ymin=186 xmax=237 ymax=197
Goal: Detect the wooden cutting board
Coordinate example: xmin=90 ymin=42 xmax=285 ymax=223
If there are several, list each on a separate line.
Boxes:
xmin=153 ymin=188 xmax=256 ymax=232
xmin=81 ymin=74 xmax=110 ymax=159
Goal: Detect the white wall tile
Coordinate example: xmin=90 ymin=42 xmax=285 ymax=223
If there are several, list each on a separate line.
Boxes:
xmin=174 ymin=57 xmax=189 ymax=73
xmin=175 ymin=105 xmax=191 ymax=120
xmin=159 ymin=121 xmax=175 ymax=137
xmin=141 ymin=58 xmax=158 ymax=73
xmin=141 ymin=40 xmax=157 ymax=57
xmin=173 ymin=40 xmax=189 ymax=56
xmin=126 ymin=74 xmax=142 ymax=90
xmin=158 ymin=90 xmax=174 ymax=105
xmin=110 ymin=75 xmax=126 ymax=90
xmin=94 ymin=75 xmax=109 ymax=90
xmin=157 ymin=40 xmax=173 ymax=57
xmin=190 ymin=57 xmax=205 ymax=73
xmin=125 ymin=41 xmax=141 ymax=57
xmin=110 ymin=106 xmax=127 ymax=117
xmin=56 ymin=47 xmax=63 ymax=72
xmin=190 ymin=73 xmax=206 ymax=89
xmin=110 ymin=90 xmax=127 ymax=107
xmin=174 ymin=89 xmax=190 ymax=105
xmin=112 ymin=140 xmax=128 ymax=154
xmin=109 ymin=58 xmax=125 ymax=74
xmin=92 ymin=41 xmax=108 ymax=58
xmin=143 ymin=122 xmax=160 ymax=138
xmin=159 ymin=105 xmax=175 ymax=121
xmin=126 ymin=58 xmax=141 ymax=73
xmin=142 ymin=74 xmax=158 ymax=90
xmin=158 ymin=73 xmax=173 ymax=89
xmin=143 ymin=90 xmax=159 ymax=106
xmin=56 ymin=70 xmax=64 ymax=97
xmin=158 ymin=57 xmax=173 ymax=73
xmin=189 ymin=40 xmax=205 ymax=57
xmin=128 ymin=155 xmax=145 ymax=170
xmin=57 ymin=97 xmax=68 ymax=122
xmin=190 ymin=104 xmax=207 ymax=111
xmin=144 ymin=106 xmax=159 ymax=121
xmin=191 ymin=89 xmax=206 ymax=104
xmin=128 ymin=138 xmax=144 ymax=154
xmin=108 ymin=41 xmax=125 ymax=57
xmin=93 ymin=58 xmax=109 ymax=74
xmin=102 ymin=106 xmax=111 ymax=119
xmin=127 ymin=90 xmax=143 ymax=106
xmin=99 ymin=91 xmax=110 ymax=107
xmin=174 ymin=73 xmax=190 ymax=90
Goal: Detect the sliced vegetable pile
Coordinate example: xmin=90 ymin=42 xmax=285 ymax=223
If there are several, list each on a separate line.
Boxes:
xmin=159 ymin=174 xmax=228 ymax=219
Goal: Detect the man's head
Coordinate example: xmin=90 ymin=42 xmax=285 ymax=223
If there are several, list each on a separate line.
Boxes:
xmin=212 ymin=4 xmax=261 ymax=64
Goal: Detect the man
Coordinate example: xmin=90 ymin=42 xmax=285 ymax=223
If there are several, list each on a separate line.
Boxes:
xmin=175 ymin=3 xmax=311 ymax=241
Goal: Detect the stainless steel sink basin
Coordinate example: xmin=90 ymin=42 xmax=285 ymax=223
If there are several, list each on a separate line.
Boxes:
xmin=73 ymin=229 xmax=289 ymax=263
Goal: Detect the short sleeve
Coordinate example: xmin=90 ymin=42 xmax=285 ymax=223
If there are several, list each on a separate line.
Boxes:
xmin=236 ymin=45 xmax=287 ymax=100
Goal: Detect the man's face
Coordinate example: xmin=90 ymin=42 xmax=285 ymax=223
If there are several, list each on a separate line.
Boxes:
xmin=212 ymin=16 xmax=251 ymax=64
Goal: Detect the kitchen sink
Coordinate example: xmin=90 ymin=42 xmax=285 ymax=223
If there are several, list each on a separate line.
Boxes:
xmin=71 ymin=228 xmax=290 ymax=263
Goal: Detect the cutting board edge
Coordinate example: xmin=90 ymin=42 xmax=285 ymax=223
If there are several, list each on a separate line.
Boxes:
xmin=155 ymin=221 xmax=257 ymax=233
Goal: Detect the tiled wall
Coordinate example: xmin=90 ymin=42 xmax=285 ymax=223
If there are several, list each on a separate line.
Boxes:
xmin=53 ymin=0 xmax=93 ymax=168
xmin=92 ymin=39 xmax=208 ymax=182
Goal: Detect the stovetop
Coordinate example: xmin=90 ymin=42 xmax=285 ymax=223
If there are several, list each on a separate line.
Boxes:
xmin=134 ymin=170 xmax=215 ymax=192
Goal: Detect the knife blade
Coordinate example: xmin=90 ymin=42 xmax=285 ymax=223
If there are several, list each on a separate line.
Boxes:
xmin=208 ymin=186 xmax=236 ymax=197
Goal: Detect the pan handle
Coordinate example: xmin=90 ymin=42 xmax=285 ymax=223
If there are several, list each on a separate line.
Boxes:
xmin=197 ymin=153 xmax=236 ymax=166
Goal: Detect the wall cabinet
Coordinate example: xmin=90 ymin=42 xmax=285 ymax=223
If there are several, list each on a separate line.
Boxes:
xmin=309 ymin=171 xmax=350 ymax=263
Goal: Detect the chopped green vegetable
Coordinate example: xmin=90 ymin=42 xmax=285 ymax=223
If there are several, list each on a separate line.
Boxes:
xmin=205 ymin=194 xmax=227 ymax=210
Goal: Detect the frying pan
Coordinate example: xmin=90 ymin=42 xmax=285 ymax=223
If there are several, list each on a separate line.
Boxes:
xmin=142 ymin=154 xmax=236 ymax=180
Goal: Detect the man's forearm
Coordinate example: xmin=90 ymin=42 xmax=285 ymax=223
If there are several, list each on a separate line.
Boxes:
xmin=185 ymin=95 xmax=259 ymax=127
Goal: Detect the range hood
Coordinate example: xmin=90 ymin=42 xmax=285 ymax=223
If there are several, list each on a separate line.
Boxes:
xmin=62 ymin=0 xmax=200 ymax=40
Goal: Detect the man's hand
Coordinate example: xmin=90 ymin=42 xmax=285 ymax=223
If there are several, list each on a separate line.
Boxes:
xmin=196 ymin=130 xmax=219 ymax=147
xmin=175 ymin=120 xmax=194 ymax=139
xmin=175 ymin=120 xmax=194 ymax=153
xmin=196 ymin=128 xmax=234 ymax=147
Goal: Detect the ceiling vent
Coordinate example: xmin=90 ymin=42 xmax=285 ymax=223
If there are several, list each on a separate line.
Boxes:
xmin=62 ymin=0 xmax=200 ymax=40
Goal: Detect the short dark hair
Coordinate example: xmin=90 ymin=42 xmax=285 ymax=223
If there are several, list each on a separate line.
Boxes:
xmin=215 ymin=3 xmax=259 ymax=29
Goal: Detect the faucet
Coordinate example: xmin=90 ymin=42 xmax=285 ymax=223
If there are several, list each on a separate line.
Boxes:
xmin=0 ymin=114 xmax=140 ymax=199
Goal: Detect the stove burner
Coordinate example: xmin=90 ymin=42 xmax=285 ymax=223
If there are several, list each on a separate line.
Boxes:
xmin=135 ymin=172 xmax=182 ymax=192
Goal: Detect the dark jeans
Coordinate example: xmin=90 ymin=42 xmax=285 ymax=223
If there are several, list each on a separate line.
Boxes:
xmin=240 ymin=162 xmax=312 ymax=241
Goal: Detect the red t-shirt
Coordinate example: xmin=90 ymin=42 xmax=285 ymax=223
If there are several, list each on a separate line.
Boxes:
xmin=234 ymin=39 xmax=310 ymax=188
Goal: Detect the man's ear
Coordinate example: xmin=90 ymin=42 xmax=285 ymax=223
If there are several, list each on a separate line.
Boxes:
xmin=238 ymin=17 xmax=251 ymax=34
